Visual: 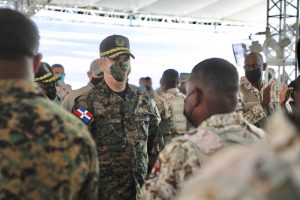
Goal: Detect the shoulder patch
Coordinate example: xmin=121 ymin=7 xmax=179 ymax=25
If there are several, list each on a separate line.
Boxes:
xmin=74 ymin=106 xmax=93 ymax=123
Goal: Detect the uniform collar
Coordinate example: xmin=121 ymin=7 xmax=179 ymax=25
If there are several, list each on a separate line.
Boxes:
xmin=0 ymin=79 xmax=43 ymax=99
xmin=199 ymin=112 xmax=245 ymax=130
xmin=165 ymin=88 xmax=180 ymax=94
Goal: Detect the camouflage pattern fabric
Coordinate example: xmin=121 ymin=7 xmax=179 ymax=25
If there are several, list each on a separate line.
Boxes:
xmin=0 ymin=80 xmax=98 ymax=200
xmin=140 ymin=112 xmax=265 ymax=200
xmin=154 ymin=88 xmax=188 ymax=145
xmin=72 ymin=78 xmax=161 ymax=200
xmin=177 ymin=110 xmax=300 ymax=200
xmin=236 ymin=77 xmax=279 ymax=129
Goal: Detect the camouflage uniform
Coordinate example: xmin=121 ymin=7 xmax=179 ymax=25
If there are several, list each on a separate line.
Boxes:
xmin=177 ymin=110 xmax=300 ymax=200
xmin=154 ymin=88 xmax=188 ymax=144
xmin=72 ymin=78 xmax=161 ymax=200
xmin=236 ymin=77 xmax=279 ymax=129
xmin=140 ymin=112 xmax=265 ymax=200
xmin=0 ymin=80 xmax=98 ymax=200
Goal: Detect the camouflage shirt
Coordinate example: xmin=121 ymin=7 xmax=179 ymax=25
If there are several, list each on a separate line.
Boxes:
xmin=140 ymin=112 xmax=265 ymax=200
xmin=0 ymin=80 xmax=98 ymax=200
xmin=236 ymin=77 xmax=279 ymax=129
xmin=154 ymin=88 xmax=188 ymax=144
xmin=177 ymin=110 xmax=300 ymax=200
xmin=72 ymin=79 xmax=161 ymax=200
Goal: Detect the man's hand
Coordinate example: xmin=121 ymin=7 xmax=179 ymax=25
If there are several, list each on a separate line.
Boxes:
xmin=279 ymin=84 xmax=293 ymax=105
xmin=261 ymin=84 xmax=271 ymax=108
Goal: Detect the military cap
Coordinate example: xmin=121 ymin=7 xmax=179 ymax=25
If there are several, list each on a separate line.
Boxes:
xmin=179 ymin=73 xmax=191 ymax=83
xmin=34 ymin=62 xmax=60 ymax=84
xmin=89 ymin=59 xmax=102 ymax=75
xmin=100 ymin=35 xmax=135 ymax=59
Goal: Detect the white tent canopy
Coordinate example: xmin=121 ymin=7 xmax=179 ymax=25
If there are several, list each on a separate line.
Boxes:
xmin=49 ymin=0 xmax=267 ymax=25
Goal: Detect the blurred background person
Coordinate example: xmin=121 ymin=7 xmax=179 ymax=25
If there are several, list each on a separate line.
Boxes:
xmin=154 ymin=69 xmax=188 ymax=145
xmin=35 ymin=62 xmax=60 ymax=101
xmin=51 ymin=63 xmax=72 ymax=103
xmin=62 ymin=58 xmax=103 ymax=112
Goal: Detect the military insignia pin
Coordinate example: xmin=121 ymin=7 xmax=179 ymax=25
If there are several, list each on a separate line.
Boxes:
xmin=115 ymin=37 xmax=125 ymax=46
xmin=75 ymin=106 xmax=93 ymax=123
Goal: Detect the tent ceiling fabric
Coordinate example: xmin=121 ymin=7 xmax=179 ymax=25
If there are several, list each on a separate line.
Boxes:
xmin=50 ymin=0 xmax=267 ymax=24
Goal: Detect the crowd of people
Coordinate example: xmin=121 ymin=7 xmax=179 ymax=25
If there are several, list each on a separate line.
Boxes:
xmin=1 ymin=8 xmax=300 ymax=200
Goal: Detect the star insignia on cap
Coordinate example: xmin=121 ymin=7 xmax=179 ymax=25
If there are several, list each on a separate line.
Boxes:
xmin=115 ymin=37 xmax=125 ymax=47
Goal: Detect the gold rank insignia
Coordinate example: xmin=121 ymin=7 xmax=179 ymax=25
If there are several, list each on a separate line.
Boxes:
xmin=115 ymin=37 xmax=125 ymax=47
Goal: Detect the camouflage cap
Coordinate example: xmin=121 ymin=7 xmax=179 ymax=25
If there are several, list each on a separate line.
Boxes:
xmin=34 ymin=62 xmax=60 ymax=84
xmin=99 ymin=35 xmax=135 ymax=59
xmin=179 ymin=73 xmax=191 ymax=83
xmin=89 ymin=59 xmax=102 ymax=75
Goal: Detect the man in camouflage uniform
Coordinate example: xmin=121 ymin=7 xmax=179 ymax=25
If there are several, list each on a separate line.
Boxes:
xmin=140 ymin=58 xmax=265 ymax=200
xmin=176 ymin=40 xmax=300 ymax=200
xmin=236 ymin=52 xmax=281 ymax=129
xmin=154 ymin=69 xmax=188 ymax=145
xmin=34 ymin=62 xmax=60 ymax=100
xmin=0 ymin=8 xmax=98 ymax=200
xmin=72 ymin=35 xmax=162 ymax=200
xmin=177 ymin=109 xmax=300 ymax=200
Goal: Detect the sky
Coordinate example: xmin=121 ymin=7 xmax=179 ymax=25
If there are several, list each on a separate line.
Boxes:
xmin=32 ymin=12 xmax=264 ymax=89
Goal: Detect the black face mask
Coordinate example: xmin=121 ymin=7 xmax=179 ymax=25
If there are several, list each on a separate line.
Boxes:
xmin=91 ymin=77 xmax=102 ymax=86
xmin=46 ymin=84 xmax=57 ymax=100
xmin=183 ymin=91 xmax=197 ymax=128
xmin=245 ymin=68 xmax=262 ymax=83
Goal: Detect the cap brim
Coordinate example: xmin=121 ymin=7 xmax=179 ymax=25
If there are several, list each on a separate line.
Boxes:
xmin=40 ymin=75 xmax=61 ymax=84
xmin=107 ymin=52 xmax=135 ymax=60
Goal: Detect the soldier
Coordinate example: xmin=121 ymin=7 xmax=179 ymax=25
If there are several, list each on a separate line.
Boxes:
xmin=177 ymin=110 xmax=300 ymax=200
xmin=140 ymin=58 xmax=265 ymax=200
xmin=154 ymin=69 xmax=188 ymax=145
xmin=72 ymin=34 xmax=162 ymax=199
xmin=178 ymin=72 xmax=190 ymax=95
xmin=0 ymin=8 xmax=98 ymax=199
xmin=34 ymin=62 xmax=60 ymax=100
xmin=62 ymin=58 xmax=104 ymax=112
xmin=236 ymin=52 xmax=287 ymax=129
xmin=176 ymin=39 xmax=300 ymax=200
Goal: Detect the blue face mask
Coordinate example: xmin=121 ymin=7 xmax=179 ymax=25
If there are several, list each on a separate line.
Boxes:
xmin=57 ymin=75 xmax=65 ymax=84
xmin=139 ymin=83 xmax=146 ymax=91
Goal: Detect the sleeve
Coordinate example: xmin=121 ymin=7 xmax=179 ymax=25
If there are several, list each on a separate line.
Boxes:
xmin=236 ymin=100 xmax=267 ymax=125
xmin=61 ymin=93 xmax=73 ymax=112
xmin=77 ymin=128 xmax=99 ymax=200
xmin=147 ymin=99 xmax=163 ymax=172
xmin=141 ymin=140 xmax=201 ymax=200
xmin=71 ymin=94 xmax=95 ymax=128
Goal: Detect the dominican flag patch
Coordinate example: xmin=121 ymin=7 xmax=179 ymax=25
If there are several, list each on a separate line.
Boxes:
xmin=75 ymin=106 xmax=93 ymax=123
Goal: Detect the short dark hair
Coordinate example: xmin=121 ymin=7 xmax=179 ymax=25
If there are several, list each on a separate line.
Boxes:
xmin=190 ymin=58 xmax=239 ymax=93
xmin=162 ymin=69 xmax=179 ymax=88
xmin=0 ymin=8 xmax=39 ymax=59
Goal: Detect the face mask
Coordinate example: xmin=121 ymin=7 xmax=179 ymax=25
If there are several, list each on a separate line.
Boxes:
xmin=183 ymin=91 xmax=197 ymax=127
xmin=245 ymin=68 xmax=262 ymax=83
xmin=139 ymin=83 xmax=146 ymax=91
xmin=109 ymin=61 xmax=131 ymax=82
xmin=46 ymin=84 xmax=57 ymax=100
xmin=91 ymin=77 xmax=102 ymax=86
xmin=57 ymin=75 xmax=65 ymax=84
